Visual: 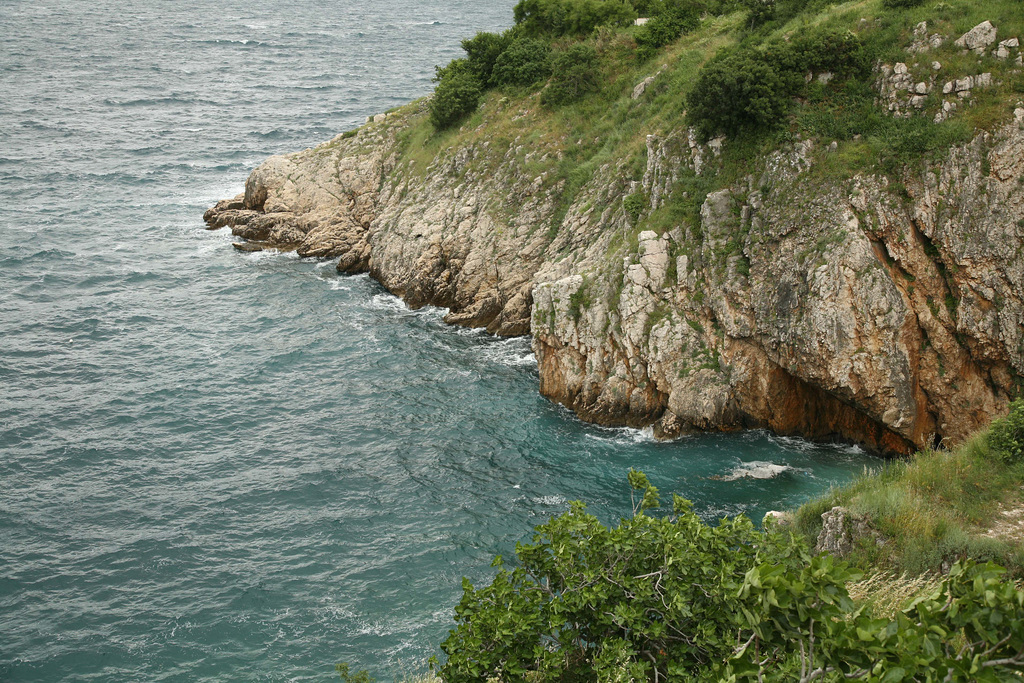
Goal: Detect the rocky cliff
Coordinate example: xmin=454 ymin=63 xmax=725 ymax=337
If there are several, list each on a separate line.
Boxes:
xmin=206 ymin=24 xmax=1024 ymax=456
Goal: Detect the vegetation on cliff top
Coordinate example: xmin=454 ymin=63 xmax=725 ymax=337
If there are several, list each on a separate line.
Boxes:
xmin=395 ymin=0 xmax=1024 ymax=258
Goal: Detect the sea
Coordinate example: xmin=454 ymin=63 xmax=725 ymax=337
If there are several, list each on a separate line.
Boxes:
xmin=0 ymin=1 xmax=879 ymax=680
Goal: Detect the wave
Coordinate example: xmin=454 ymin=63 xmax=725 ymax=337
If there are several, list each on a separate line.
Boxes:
xmin=192 ymin=38 xmax=268 ymax=47
xmin=477 ymin=337 xmax=536 ymax=368
xmin=767 ymin=433 xmax=866 ymax=458
xmin=713 ymin=461 xmax=797 ymax=482
xmin=584 ymin=425 xmax=657 ymax=445
xmin=103 ymin=96 xmax=218 ymax=108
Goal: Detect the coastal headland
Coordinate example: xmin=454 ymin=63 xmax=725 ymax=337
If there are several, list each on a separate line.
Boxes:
xmin=206 ymin=8 xmax=1024 ymax=456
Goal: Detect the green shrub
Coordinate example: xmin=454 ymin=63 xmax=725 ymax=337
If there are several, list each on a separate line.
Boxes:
xmin=540 ymin=43 xmax=602 ymax=105
xmin=634 ymin=2 xmax=701 ymax=60
xmin=429 ymin=70 xmax=483 ymax=130
xmin=432 ymin=472 xmax=1024 ymax=682
xmin=688 ymin=27 xmax=868 ymax=140
xmin=623 ymin=191 xmax=648 ymax=222
xmin=789 ymin=28 xmax=871 ymax=77
xmin=334 ymin=663 xmax=373 ymax=683
xmin=882 ymin=0 xmax=925 ymax=8
xmin=432 ymin=57 xmax=473 ymax=84
xmin=513 ymin=0 xmax=638 ymax=36
xmin=742 ymin=0 xmax=776 ymax=28
xmin=460 ymin=31 xmax=512 ymax=84
xmin=989 ymin=398 xmax=1024 ymax=464
xmin=490 ymin=37 xmax=552 ymax=88
xmin=687 ymin=50 xmax=790 ymax=139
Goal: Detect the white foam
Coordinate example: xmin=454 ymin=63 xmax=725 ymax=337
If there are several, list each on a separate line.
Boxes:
xmin=718 ymin=461 xmax=795 ymax=482
xmin=532 ymin=495 xmax=567 ymax=507
xmin=242 ymin=249 xmax=301 ymax=264
xmin=477 ymin=337 xmax=536 ymax=367
xmin=368 ymin=293 xmax=409 ymax=312
xmin=585 ymin=425 xmax=657 ymax=445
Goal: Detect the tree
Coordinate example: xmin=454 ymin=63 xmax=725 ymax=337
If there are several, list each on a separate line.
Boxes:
xmin=461 ymin=31 xmax=512 ymax=84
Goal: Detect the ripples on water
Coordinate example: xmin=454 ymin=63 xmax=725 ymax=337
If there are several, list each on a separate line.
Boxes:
xmin=0 ymin=1 xmax=879 ymax=680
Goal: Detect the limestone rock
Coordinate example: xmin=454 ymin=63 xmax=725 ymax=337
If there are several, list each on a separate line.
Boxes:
xmin=632 ymin=75 xmax=656 ymax=100
xmin=205 ymin=91 xmax=1024 ymax=455
xmin=954 ymin=20 xmax=998 ymax=53
xmin=814 ymin=506 xmax=875 ymax=557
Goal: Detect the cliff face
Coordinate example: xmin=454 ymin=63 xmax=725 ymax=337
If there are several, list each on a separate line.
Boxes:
xmin=205 ymin=97 xmax=1024 ymax=455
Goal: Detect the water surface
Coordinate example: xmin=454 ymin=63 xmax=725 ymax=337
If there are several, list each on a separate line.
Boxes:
xmin=0 ymin=1 xmax=877 ymax=680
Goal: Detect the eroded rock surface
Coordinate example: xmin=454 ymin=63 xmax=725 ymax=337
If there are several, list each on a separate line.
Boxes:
xmin=206 ymin=99 xmax=1024 ymax=454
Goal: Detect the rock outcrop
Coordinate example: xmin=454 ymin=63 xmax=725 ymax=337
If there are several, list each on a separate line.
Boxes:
xmin=206 ymin=82 xmax=1024 ymax=456
xmin=815 ymin=506 xmax=878 ymax=557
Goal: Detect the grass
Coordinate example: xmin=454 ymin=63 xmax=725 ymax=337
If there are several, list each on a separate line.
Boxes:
xmin=794 ymin=431 xmax=1024 ymax=577
xmin=846 ymin=570 xmax=944 ymax=619
xmin=374 ymin=0 xmax=1024 ymax=289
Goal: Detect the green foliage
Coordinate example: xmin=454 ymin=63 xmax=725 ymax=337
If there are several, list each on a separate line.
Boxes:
xmin=490 ymin=37 xmax=552 ymax=88
xmin=741 ymin=0 xmax=776 ymax=28
xmin=432 ymin=56 xmax=472 ymax=84
xmin=623 ymin=191 xmax=648 ymax=223
xmin=634 ymin=2 xmax=701 ymax=60
xmin=541 ymin=43 xmax=602 ymax=106
xmin=989 ymin=399 xmax=1024 ymax=465
xmin=882 ymin=0 xmax=924 ymax=8
xmin=688 ymin=27 xmax=869 ymax=140
xmin=567 ymin=276 xmax=594 ymax=321
xmin=687 ymin=49 xmax=790 ymax=140
xmin=335 ymin=663 xmax=374 ymax=683
xmin=434 ymin=473 xmax=1024 ymax=682
xmin=429 ymin=69 xmax=483 ymax=130
xmin=513 ymin=0 xmax=638 ymax=36
xmin=460 ymin=31 xmax=513 ymax=84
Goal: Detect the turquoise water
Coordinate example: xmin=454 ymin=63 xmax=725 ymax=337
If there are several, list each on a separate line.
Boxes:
xmin=0 ymin=1 xmax=878 ymax=680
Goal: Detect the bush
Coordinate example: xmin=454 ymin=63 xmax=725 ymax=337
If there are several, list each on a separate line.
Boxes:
xmin=882 ymin=0 xmax=925 ymax=8
xmin=432 ymin=57 xmax=472 ymax=84
xmin=789 ymin=28 xmax=870 ymax=77
xmin=687 ymin=50 xmax=790 ymax=139
xmin=460 ymin=31 xmax=512 ymax=84
xmin=513 ymin=0 xmax=638 ymax=36
xmin=540 ymin=43 xmax=602 ymax=105
xmin=490 ymin=37 xmax=552 ymax=88
xmin=634 ymin=2 xmax=701 ymax=60
xmin=989 ymin=398 xmax=1024 ymax=464
xmin=429 ymin=69 xmax=483 ymax=130
xmin=432 ymin=471 xmax=1024 ymax=682
xmin=687 ymin=27 xmax=868 ymax=139
xmin=742 ymin=0 xmax=776 ymax=28
xmin=624 ymin=191 xmax=648 ymax=222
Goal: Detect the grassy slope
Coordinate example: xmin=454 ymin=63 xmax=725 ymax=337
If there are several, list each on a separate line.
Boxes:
xmin=378 ymin=0 xmax=1024 ymax=270
xmin=794 ymin=426 xmax=1024 ymax=577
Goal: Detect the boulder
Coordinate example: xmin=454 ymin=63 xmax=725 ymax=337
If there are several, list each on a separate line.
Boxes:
xmin=814 ymin=506 xmax=875 ymax=557
xmin=954 ymin=21 xmax=998 ymax=53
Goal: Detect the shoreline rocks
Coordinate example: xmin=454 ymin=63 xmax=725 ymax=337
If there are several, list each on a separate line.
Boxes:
xmin=205 ymin=93 xmax=1024 ymax=456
